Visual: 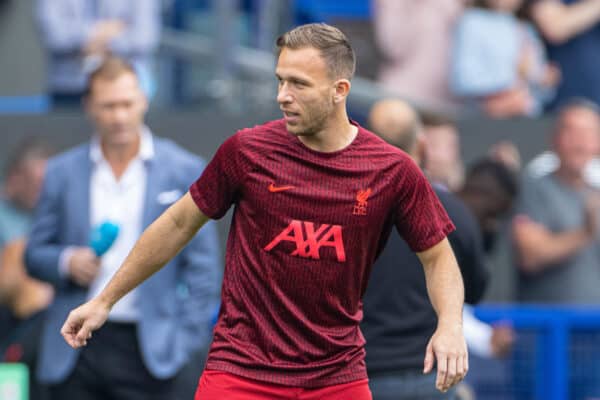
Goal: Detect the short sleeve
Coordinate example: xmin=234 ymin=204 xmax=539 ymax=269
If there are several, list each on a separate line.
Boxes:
xmin=190 ymin=133 xmax=246 ymax=219
xmin=394 ymin=161 xmax=455 ymax=252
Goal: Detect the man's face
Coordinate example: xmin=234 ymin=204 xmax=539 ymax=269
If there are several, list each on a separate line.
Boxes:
xmin=554 ymin=108 xmax=600 ymax=176
xmin=423 ymin=124 xmax=461 ymax=186
xmin=86 ymin=73 xmax=148 ymax=146
xmin=276 ymin=47 xmax=336 ymax=136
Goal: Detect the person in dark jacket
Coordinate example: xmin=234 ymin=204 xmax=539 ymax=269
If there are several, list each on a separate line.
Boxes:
xmin=363 ymin=99 xmax=490 ymax=400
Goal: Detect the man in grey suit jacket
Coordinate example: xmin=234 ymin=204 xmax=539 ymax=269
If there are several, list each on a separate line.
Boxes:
xmin=25 ymin=57 xmax=222 ymax=400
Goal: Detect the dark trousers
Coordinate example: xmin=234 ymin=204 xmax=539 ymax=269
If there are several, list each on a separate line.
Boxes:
xmin=48 ymin=321 xmax=190 ymax=400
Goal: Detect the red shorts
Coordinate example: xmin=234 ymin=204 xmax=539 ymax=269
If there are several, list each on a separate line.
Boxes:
xmin=195 ymin=370 xmax=372 ymax=400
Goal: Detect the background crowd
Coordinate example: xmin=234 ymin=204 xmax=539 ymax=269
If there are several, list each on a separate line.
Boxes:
xmin=1 ymin=0 xmax=600 ymax=399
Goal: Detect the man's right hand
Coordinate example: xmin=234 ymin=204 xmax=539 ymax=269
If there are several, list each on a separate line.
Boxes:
xmin=61 ymin=298 xmax=111 ymax=348
xmin=68 ymin=248 xmax=100 ymax=287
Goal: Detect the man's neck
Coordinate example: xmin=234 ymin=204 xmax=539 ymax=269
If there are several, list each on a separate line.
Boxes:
xmin=101 ymin=135 xmax=141 ymax=179
xmin=298 ymin=109 xmax=357 ymax=153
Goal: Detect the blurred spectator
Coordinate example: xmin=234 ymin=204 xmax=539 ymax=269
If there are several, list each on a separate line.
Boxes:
xmin=527 ymin=148 xmax=600 ymax=187
xmin=423 ymin=122 xmax=465 ymax=192
xmin=458 ymin=156 xmax=522 ymax=303
xmin=363 ymin=99 xmax=489 ymax=399
xmin=451 ymin=0 xmax=559 ymax=117
xmin=373 ymin=0 xmax=466 ymax=111
xmin=0 ymin=241 xmax=53 ymax=336
xmin=35 ymin=0 xmax=161 ymax=107
xmin=0 ymin=136 xmax=52 ymax=246
xmin=455 ymin=158 xmax=519 ymax=397
xmin=0 ymin=136 xmax=54 ymax=400
xmin=456 ymin=157 xmax=519 ymax=342
xmin=0 ymin=241 xmax=53 ymax=400
xmin=25 ymin=57 xmax=221 ymax=400
xmin=529 ymin=0 xmax=600 ymax=110
xmin=525 ymin=99 xmax=600 ymax=187
xmin=512 ymin=100 xmax=600 ymax=302
xmin=458 ymin=158 xmax=520 ymax=253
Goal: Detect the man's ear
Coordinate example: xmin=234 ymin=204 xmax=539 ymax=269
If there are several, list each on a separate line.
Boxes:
xmin=333 ymin=79 xmax=351 ymax=104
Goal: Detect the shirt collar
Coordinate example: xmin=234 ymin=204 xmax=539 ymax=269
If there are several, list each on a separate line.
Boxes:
xmin=89 ymin=127 xmax=155 ymax=164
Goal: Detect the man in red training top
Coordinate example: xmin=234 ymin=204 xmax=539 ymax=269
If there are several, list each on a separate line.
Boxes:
xmin=60 ymin=23 xmax=468 ymax=399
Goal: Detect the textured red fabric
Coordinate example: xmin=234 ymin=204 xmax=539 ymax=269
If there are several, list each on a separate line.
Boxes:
xmin=194 ymin=370 xmax=371 ymax=400
xmin=190 ymin=119 xmax=454 ymax=387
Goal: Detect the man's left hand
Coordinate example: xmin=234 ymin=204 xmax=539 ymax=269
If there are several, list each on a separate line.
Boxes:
xmin=423 ymin=321 xmax=468 ymax=392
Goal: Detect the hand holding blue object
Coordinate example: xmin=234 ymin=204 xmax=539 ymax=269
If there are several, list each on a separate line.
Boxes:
xmin=89 ymin=221 xmax=120 ymax=256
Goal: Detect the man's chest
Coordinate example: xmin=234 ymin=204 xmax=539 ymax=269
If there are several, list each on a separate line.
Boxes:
xmin=235 ymin=162 xmax=397 ymax=263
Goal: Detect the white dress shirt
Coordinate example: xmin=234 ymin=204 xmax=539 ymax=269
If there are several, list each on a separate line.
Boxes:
xmin=60 ymin=129 xmax=154 ymax=322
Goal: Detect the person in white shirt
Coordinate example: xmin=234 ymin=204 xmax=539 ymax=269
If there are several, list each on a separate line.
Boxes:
xmin=25 ymin=57 xmax=222 ymax=400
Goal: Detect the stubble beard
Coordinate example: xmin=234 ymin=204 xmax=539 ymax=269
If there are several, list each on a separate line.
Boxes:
xmin=292 ymin=102 xmax=332 ymax=138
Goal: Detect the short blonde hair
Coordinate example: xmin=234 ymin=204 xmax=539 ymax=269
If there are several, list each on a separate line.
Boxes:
xmin=276 ymin=23 xmax=356 ymax=80
xmin=84 ymin=57 xmax=138 ymax=97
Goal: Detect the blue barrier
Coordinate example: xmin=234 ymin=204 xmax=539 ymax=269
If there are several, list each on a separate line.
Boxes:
xmin=0 ymin=96 xmax=50 ymax=114
xmin=294 ymin=0 xmax=371 ymax=22
xmin=472 ymin=305 xmax=600 ymax=400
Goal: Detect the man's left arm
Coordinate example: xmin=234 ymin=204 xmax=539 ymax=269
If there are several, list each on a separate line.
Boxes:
xmin=417 ymin=238 xmax=468 ymax=393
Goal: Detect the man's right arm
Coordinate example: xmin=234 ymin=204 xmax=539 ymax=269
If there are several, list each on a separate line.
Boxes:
xmin=512 ymin=214 xmax=594 ymax=274
xmin=531 ymin=0 xmax=600 ymax=44
xmin=62 ymin=192 xmax=209 ymax=348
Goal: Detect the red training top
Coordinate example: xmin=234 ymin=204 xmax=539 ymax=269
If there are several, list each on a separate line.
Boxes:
xmin=190 ymin=119 xmax=454 ymax=387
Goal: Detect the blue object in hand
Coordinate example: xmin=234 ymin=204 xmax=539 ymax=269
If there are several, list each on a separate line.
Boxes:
xmin=89 ymin=221 xmax=120 ymax=256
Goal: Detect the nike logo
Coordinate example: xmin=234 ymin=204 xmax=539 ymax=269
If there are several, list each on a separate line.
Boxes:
xmin=268 ymin=183 xmax=295 ymax=193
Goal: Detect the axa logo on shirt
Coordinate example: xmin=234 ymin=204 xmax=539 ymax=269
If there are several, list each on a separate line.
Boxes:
xmin=264 ymin=220 xmax=346 ymax=262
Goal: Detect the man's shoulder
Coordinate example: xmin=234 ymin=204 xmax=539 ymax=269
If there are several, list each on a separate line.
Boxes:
xmin=217 ymin=119 xmax=289 ymax=157
xmin=153 ymin=136 xmax=204 ymax=166
xmin=47 ymin=143 xmax=90 ymax=172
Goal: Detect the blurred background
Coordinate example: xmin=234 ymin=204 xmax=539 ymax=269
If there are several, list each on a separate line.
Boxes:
xmin=1 ymin=0 xmax=600 ymax=399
